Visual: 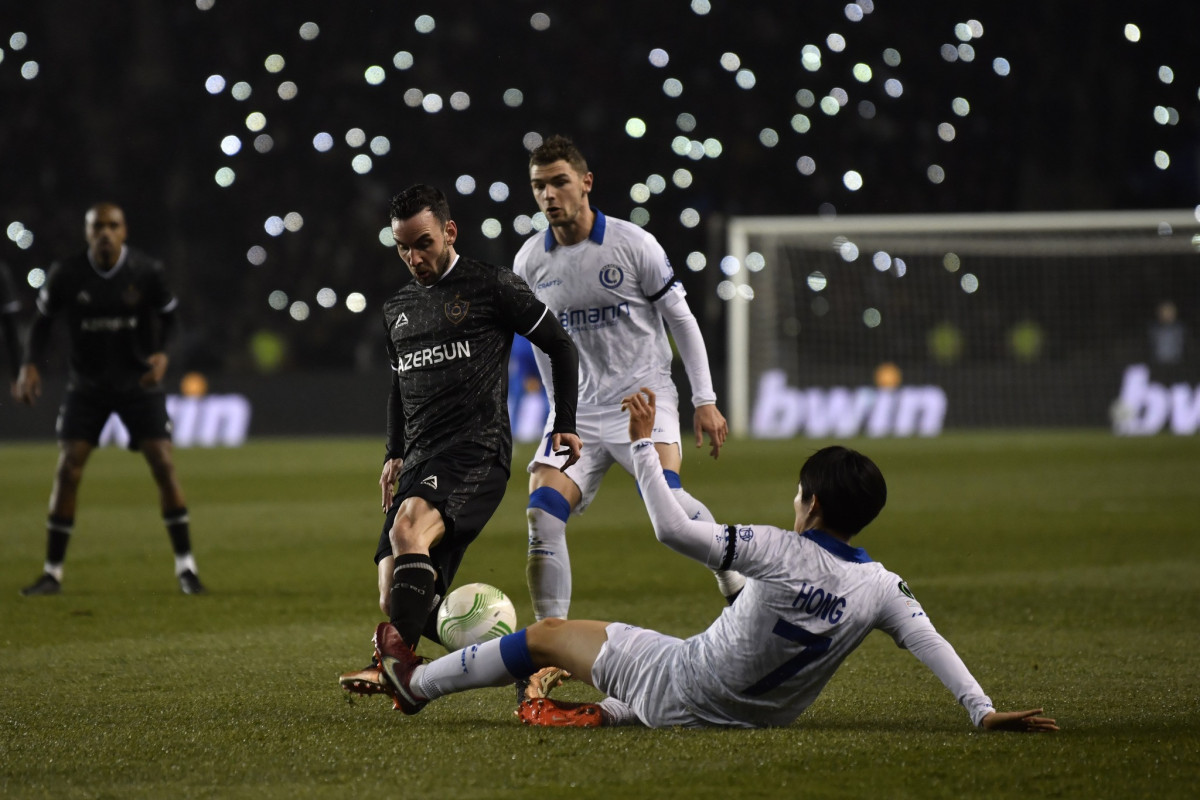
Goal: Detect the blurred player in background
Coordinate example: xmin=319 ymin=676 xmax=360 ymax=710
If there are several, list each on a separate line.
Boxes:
xmin=514 ymin=135 xmax=741 ymax=627
xmin=1 ymin=260 xmax=22 ymax=398
xmin=339 ymin=184 xmax=581 ymax=697
xmin=508 ymin=333 xmax=548 ymax=442
xmin=14 ymin=202 xmax=204 ymax=596
xmin=358 ymin=388 xmax=1059 ymax=734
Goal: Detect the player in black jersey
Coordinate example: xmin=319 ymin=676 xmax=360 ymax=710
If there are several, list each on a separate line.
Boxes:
xmin=14 ymin=203 xmax=205 ymax=596
xmin=339 ymin=185 xmax=581 ymax=698
xmin=0 ymin=260 xmax=22 ymax=396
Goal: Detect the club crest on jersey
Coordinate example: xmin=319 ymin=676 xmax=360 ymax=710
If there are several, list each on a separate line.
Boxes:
xmin=738 ymin=526 xmax=753 ymax=541
xmin=444 ymin=298 xmax=469 ymax=325
xmin=421 ymin=475 xmax=438 ymax=490
xmin=598 ymin=265 xmax=624 ymax=289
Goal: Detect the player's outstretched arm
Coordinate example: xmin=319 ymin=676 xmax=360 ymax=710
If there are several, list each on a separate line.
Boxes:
xmin=980 ymin=708 xmax=1059 ymax=732
xmin=623 ymin=388 xmax=725 ymax=564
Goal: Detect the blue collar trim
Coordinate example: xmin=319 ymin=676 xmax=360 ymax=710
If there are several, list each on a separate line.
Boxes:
xmin=802 ymin=529 xmax=873 ymax=563
xmin=543 ymin=209 xmax=607 ymax=251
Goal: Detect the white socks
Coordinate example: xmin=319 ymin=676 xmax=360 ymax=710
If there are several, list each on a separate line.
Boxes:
xmin=526 ymin=507 xmax=571 ymax=620
xmin=174 ymin=553 xmax=198 ymax=577
xmin=414 ymin=638 xmax=512 ymax=700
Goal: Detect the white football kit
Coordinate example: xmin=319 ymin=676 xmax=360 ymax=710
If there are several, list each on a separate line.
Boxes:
xmin=514 ymin=211 xmax=717 ymax=510
xmin=588 ymin=441 xmax=997 ymax=729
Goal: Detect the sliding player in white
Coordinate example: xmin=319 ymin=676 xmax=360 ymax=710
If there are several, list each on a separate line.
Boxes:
xmin=360 ymin=388 xmax=1058 ymax=734
xmin=514 ymin=136 xmax=743 ymax=638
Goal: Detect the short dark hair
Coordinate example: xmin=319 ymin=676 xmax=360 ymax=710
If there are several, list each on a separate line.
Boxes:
xmin=389 ymin=184 xmax=451 ymax=225
xmin=529 ymin=134 xmax=589 ymax=175
xmin=799 ymin=446 xmax=887 ymax=536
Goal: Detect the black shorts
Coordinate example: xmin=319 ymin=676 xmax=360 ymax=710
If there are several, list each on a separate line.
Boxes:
xmin=373 ymin=446 xmax=510 ymax=598
xmin=57 ymin=387 xmax=172 ymax=450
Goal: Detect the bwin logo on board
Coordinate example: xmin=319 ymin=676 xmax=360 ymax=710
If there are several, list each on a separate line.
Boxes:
xmin=1111 ymin=364 xmax=1200 ymax=436
xmin=751 ymin=369 xmax=946 ymax=438
xmin=99 ymin=395 xmax=252 ymax=448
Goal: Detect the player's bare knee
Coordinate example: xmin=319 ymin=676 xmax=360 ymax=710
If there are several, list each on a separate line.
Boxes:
xmin=389 ymin=509 xmax=434 ymax=553
xmin=54 ymin=458 xmax=85 ymax=489
xmin=388 ymin=522 xmax=413 ymax=554
xmin=525 ymin=617 xmax=566 ymax=655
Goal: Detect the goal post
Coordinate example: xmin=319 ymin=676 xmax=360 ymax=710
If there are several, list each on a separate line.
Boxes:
xmin=724 ymin=210 xmax=1200 ymax=437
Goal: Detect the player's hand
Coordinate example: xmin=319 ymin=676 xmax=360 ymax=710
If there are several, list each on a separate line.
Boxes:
xmin=980 ymin=708 xmax=1059 ymax=732
xmin=379 ymin=457 xmax=403 ymax=511
xmin=621 ymin=388 xmax=656 ymax=442
xmin=550 ymin=432 xmax=582 ymax=472
xmin=14 ymin=363 xmax=41 ymax=406
xmin=140 ymin=352 xmax=168 ymax=387
xmin=693 ymin=403 xmax=728 ymax=459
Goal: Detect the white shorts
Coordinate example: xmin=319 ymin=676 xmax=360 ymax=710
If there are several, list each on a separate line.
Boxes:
xmin=591 ymin=622 xmax=704 ymax=728
xmin=528 ymin=400 xmax=682 ymax=515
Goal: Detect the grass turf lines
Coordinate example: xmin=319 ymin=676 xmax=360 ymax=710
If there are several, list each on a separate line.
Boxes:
xmin=2 ymin=433 xmax=1198 ymax=799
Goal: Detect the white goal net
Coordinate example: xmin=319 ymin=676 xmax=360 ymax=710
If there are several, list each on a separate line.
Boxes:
xmin=723 ymin=210 xmax=1200 ymax=437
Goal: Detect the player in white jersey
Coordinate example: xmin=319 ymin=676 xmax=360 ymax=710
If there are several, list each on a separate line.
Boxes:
xmin=513 ymin=135 xmax=744 ymax=627
xmin=357 ymin=389 xmax=1058 ymax=733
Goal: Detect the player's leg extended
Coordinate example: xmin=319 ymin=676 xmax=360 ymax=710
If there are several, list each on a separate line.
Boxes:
xmin=654 ymin=441 xmax=745 ymax=603
xmin=376 ymin=554 xmax=395 ymax=616
xmin=48 ymin=439 xmax=93 ymax=522
xmin=525 ymin=465 xmax=581 ymax=621
xmin=141 ymin=438 xmax=203 ymax=591
xmin=387 ymin=496 xmax=446 ymax=647
xmin=22 ymin=439 xmax=93 ymax=593
xmin=23 ymin=388 xmax=108 ymax=595
xmin=411 ymin=618 xmax=609 ymax=698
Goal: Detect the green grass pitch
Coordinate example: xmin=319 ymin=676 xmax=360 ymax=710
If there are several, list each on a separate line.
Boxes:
xmin=2 ymin=433 xmax=1198 ymax=798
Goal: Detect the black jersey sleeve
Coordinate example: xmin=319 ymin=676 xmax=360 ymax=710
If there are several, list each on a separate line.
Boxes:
xmin=34 ymin=261 xmax=66 ymax=316
xmin=383 ymin=316 xmax=405 ymax=461
xmin=140 ymin=255 xmax=178 ymax=351
xmin=525 ymin=311 xmax=578 ymax=435
xmin=493 ymin=263 xmax=549 ymax=335
xmin=385 ymin=370 xmax=405 ymax=462
xmin=143 ymin=257 xmax=176 ymax=312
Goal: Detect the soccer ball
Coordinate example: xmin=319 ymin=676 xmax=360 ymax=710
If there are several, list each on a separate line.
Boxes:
xmin=435 ymin=582 xmax=518 ymax=650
